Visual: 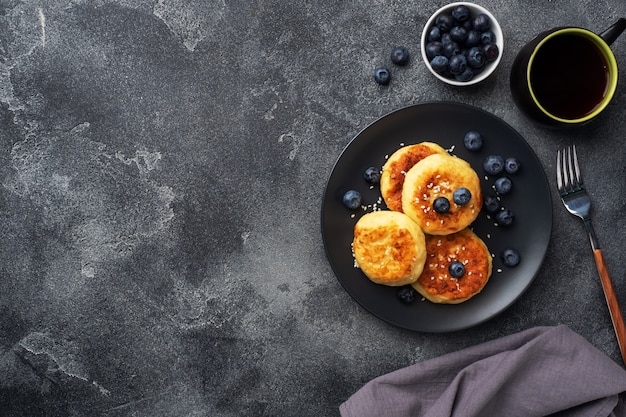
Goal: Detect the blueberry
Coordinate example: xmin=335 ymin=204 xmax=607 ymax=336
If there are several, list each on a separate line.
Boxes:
xmin=473 ymin=13 xmax=491 ymax=32
xmin=465 ymin=30 xmax=481 ymax=47
xmin=374 ymin=67 xmax=391 ymax=85
xmin=480 ymin=30 xmax=496 ymax=45
xmin=451 ymin=5 xmax=470 ymax=22
xmin=483 ymin=195 xmax=501 ymax=213
xmin=466 ymin=46 xmax=486 ymax=69
xmin=397 ymin=286 xmax=417 ymax=304
xmin=463 ymin=131 xmax=483 ymax=151
xmin=435 ymin=13 xmax=454 ymax=32
xmin=433 ymin=196 xmax=451 ymax=214
xmin=505 ymin=157 xmax=521 ymax=174
xmin=428 ymin=26 xmax=441 ymax=42
xmin=443 ymin=42 xmax=461 ymax=58
xmin=363 ymin=166 xmax=381 ymax=184
xmin=425 ymin=41 xmax=444 ymax=59
xmin=501 ymin=248 xmax=521 ymax=267
xmin=483 ymin=43 xmax=499 ymax=62
xmin=453 ymin=187 xmax=472 ymax=205
xmin=494 ymin=177 xmax=513 ymax=195
xmin=483 ymin=155 xmax=505 ymax=175
xmin=448 ymin=54 xmax=467 ymax=75
xmin=342 ymin=190 xmax=362 ymax=210
xmin=449 ymin=26 xmax=468 ymax=43
xmin=390 ymin=46 xmax=410 ymax=65
xmin=440 ymin=33 xmax=453 ymax=46
xmin=430 ymin=55 xmax=449 ymax=73
xmin=495 ymin=209 xmax=514 ymax=226
xmin=454 ymin=67 xmax=474 ymax=82
xmin=449 ymin=261 xmax=465 ymax=278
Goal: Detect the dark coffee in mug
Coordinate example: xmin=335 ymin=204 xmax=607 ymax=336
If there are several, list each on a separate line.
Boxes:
xmin=529 ymin=33 xmax=610 ymax=120
xmin=510 ymin=21 xmax=623 ymax=127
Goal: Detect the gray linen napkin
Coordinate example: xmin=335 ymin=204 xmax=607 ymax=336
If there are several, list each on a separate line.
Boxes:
xmin=340 ymin=325 xmax=626 ymax=417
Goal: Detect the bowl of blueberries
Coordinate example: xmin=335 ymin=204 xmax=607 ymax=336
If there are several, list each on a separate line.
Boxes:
xmin=421 ymin=2 xmax=503 ymax=85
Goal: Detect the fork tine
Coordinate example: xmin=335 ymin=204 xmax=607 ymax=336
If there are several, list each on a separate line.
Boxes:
xmin=567 ymin=146 xmax=574 ymax=191
xmin=556 ymin=149 xmax=564 ymax=192
xmin=571 ymin=144 xmax=583 ymax=187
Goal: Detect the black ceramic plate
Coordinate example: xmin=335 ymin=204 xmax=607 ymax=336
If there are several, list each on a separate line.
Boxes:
xmin=321 ymin=102 xmax=552 ymax=332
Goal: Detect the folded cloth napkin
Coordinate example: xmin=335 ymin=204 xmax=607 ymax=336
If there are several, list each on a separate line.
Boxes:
xmin=340 ymin=325 xmax=626 ymax=417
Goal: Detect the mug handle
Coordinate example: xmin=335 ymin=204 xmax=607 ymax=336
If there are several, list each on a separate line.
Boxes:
xmin=600 ymin=17 xmax=626 ymax=45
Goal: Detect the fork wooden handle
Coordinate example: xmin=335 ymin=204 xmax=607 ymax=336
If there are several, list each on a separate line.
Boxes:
xmin=594 ymin=249 xmax=626 ymax=366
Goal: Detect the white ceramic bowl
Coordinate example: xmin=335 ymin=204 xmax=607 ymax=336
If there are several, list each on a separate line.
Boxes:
xmin=421 ymin=2 xmax=504 ymax=86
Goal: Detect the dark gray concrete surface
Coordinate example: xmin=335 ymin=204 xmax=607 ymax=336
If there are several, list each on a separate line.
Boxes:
xmin=0 ymin=1 xmax=625 ymax=416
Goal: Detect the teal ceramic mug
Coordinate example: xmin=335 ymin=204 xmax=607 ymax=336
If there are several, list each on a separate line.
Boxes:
xmin=510 ymin=18 xmax=626 ymax=127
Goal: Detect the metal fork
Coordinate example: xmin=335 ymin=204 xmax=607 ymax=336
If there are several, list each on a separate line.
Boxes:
xmin=557 ymin=145 xmax=626 ymax=366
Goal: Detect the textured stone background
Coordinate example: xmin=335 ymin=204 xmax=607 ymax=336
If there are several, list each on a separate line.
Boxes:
xmin=0 ymin=1 xmax=625 ymax=416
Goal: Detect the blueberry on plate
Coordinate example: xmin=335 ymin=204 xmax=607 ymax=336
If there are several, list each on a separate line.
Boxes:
xmin=433 ymin=196 xmax=451 ymax=213
xmin=453 ymin=187 xmax=472 ymax=205
xmin=448 ymin=261 xmax=465 ymax=278
xmin=374 ymin=67 xmax=391 ymax=85
xmin=397 ymin=286 xmax=417 ymax=304
xmin=473 ymin=13 xmax=491 ymax=32
xmin=430 ymin=55 xmax=449 ymax=73
xmin=505 ymin=157 xmax=521 ymax=174
xmin=495 ymin=209 xmax=514 ymax=226
xmin=483 ymin=155 xmax=505 ymax=175
xmin=448 ymin=54 xmax=467 ymax=75
xmin=483 ymin=195 xmax=501 ymax=213
xmin=494 ymin=176 xmax=513 ymax=195
xmin=463 ymin=131 xmax=483 ymax=151
xmin=363 ymin=166 xmax=381 ymax=184
xmin=342 ymin=190 xmax=362 ymax=210
xmin=501 ymin=248 xmax=521 ymax=267
xmin=390 ymin=46 xmax=410 ymax=65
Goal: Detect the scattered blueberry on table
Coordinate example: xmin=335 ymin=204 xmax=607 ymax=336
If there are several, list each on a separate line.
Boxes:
xmin=390 ymin=46 xmax=410 ymax=65
xmin=373 ymin=67 xmax=391 ymax=85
